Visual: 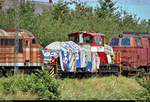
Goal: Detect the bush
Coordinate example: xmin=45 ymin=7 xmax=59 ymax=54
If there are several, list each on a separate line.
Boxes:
xmin=30 ymin=70 xmax=60 ymax=100
xmin=2 ymin=70 xmax=60 ymax=100
xmin=135 ymin=76 xmax=150 ymax=99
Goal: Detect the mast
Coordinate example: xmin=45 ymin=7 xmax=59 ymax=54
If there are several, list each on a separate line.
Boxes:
xmin=14 ymin=0 xmax=20 ymax=75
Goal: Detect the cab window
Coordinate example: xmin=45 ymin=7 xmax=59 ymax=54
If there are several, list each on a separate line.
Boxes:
xmin=19 ymin=39 xmax=23 ymax=53
xmin=69 ymin=36 xmax=79 ymax=43
xmin=136 ymin=38 xmax=142 ymax=47
xmin=0 ymin=39 xmax=15 ymax=46
xmin=110 ymin=38 xmax=119 ymax=46
xmin=121 ymin=38 xmax=130 ymax=46
xmin=95 ymin=36 xmax=103 ymax=45
xmin=83 ymin=35 xmax=94 ymax=43
xmin=32 ymin=39 xmax=36 ymax=44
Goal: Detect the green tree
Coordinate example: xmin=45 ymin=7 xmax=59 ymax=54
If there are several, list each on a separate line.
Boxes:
xmin=96 ymin=0 xmax=118 ymax=18
xmin=51 ymin=0 xmax=69 ymax=22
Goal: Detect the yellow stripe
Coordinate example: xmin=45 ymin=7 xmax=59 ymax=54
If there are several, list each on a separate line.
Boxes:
xmin=49 ymin=72 xmax=54 ymax=77
xmin=50 ymin=70 xmax=54 ymax=73
xmin=50 ymin=72 xmax=54 ymax=74
xmin=49 ymin=68 xmax=54 ymax=78
xmin=50 ymin=75 xmax=54 ymax=77
xmin=50 ymin=74 xmax=54 ymax=76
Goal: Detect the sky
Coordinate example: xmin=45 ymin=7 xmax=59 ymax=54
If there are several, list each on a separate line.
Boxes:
xmin=33 ymin=0 xmax=150 ymax=20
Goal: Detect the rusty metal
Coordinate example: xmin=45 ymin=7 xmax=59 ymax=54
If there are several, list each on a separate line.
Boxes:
xmin=0 ymin=29 xmax=43 ymax=69
xmin=109 ymin=33 xmax=150 ymax=74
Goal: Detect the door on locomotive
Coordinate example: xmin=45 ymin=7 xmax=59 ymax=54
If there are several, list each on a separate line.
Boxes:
xmin=24 ymin=39 xmax=30 ymax=63
xmin=23 ymin=35 xmax=43 ymax=67
xmin=108 ymin=32 xmax=150 ymax=75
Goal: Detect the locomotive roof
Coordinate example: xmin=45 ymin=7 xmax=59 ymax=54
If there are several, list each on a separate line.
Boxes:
xmin=0 ymin=28 xmax=35 ymax=38
xmin=68 ymin=31 xmax=105 ymax=37
xmin=113 ymin=33 xmax=150 ymax=38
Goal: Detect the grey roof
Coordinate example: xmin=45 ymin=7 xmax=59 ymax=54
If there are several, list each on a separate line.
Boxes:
xmin=1 ymin=0 xmax=51 ymax=15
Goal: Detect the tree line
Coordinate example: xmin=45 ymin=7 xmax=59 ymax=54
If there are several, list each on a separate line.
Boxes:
xmin=0 ymin=0 xmax=150 ymax=47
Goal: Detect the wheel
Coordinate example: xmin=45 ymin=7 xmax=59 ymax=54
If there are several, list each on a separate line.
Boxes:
xmin=98 ymin=70 xmax=103 ymax=77
xmin=0 ymin=69 xmax=3 ymax=77
xmin=137 ymin=68 xmax=145 ymax=78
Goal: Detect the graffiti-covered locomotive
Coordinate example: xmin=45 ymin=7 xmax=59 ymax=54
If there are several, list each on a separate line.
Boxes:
xmin=43 ymin=31 xmax=120 ymax=77
xmin=0 ymin=29 xmax=43 ymax=75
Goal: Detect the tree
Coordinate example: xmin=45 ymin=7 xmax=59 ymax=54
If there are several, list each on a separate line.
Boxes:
xmin=96 ymin=0 xmax=118 ymax=18
xmin=51 ymin=0 xmax=69 ymax=22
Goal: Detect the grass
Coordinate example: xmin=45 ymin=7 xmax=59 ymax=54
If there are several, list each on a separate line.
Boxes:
xmin=58 ymin=76 xmax=148 ymax=100
xmin=0 ymin=77 xmax=38 ymax=100
xmin=0 ymin=75 xmax=148 ymax=100
xmin=0 ymin=91 xmax=38 ymax=100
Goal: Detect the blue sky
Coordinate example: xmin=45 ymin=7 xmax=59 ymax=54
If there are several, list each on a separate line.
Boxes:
xmin=33 ymin=0 xmax=150 ymax=20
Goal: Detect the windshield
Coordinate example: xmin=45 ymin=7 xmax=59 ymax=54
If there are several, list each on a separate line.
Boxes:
xmin=121 ymin=38 xmax=130 ymax=46
xmin=69 ymin=36 xmax=79 ymax=43
xmin=110 ymin=38 xmax=119 ymax=46
xmin=95 ymin=36 xmax=103 ymax=45
xmin=136 ymin=38 xmax=142 ymax=47
xmin=83 ymin=35 xmax=94 ymax=44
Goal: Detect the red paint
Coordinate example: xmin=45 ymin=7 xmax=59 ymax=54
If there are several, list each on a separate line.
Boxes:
xmin=97 ymin=52 xmax=108 ymax=65
xmin=108 ymin=34 xmax=150 ymax=68
xmin=45 ymin=48 xmax=52 ymax=51
xmin=49 ymin=0 xmax=53 ymax=3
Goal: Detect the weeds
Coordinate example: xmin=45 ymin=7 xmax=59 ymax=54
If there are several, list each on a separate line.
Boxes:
xmin=1 ymin=70 xmax=60 ymax=100
xmin=58 ymin=76 xmax=147 ymax=100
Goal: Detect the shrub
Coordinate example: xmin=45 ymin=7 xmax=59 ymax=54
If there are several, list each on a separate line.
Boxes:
xmin=30 ymin=70 xmax=60 ymax=100
xmin=2 ymin=70 xmax=60 ymax=100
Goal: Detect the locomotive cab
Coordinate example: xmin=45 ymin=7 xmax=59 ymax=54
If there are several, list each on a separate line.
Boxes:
xmin=68 ymin=30 xmax=104 ymax=46
xmin=68 ymin=30 xmax=108 ymax=65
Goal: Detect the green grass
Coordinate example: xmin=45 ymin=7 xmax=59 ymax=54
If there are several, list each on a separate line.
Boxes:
xmin=0 ymin=91 xmax=38 ymax=100
xmin=0 ymin=75 xmax=148 ymax=100
xmin=58 ymin=76 xmax=148 ymax=100
xmin=0 ymin=77 xmax=38 ymax=100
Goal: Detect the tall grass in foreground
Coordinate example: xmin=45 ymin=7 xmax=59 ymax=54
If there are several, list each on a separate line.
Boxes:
xmin=58 ymin=76 xmax=148 ymax=100
xmin=0 ymin=74 xmax=149 ymax=100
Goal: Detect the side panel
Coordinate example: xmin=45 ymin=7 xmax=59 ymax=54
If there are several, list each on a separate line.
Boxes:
xmin=0 ymin=40 xmax=24 ymax=66
xmin=113 ymin=47 xmax=147 ymax=68
xmin=97 ymin=52 xmax=108 ymax=65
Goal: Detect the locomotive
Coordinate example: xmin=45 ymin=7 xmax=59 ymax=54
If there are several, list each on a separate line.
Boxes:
xmin=43 ymin=30 xmax=120 ymax=78
xmin=2 ymin=28 xmax=149 ymax=78
xmin=0 ymin=28 xmax=43 ymax=76
xmin=108 ymin=32 xmax=150 ymax=76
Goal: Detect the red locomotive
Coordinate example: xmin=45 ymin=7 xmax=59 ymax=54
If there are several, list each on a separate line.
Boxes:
xmin=68 ymin=30 xmax=120 ymax=76
xmin=0 ymin=28 xmax=43 ymax=75
xmin=108 ymin=32 xmax=150 ymax=76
